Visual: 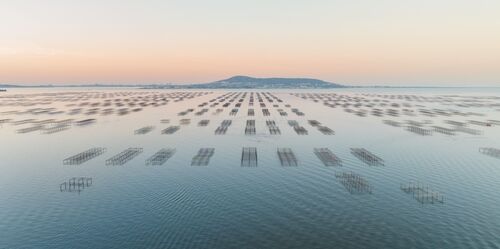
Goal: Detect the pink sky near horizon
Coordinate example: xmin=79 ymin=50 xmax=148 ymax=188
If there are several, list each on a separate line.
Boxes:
xmin=1 ymin=0 xmax=500 ymax=86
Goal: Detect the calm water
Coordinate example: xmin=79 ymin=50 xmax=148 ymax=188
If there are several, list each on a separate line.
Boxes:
xmin=1 ymin=88 xmax=500 ymax=249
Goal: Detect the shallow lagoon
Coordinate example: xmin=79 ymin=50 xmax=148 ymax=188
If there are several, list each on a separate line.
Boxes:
xmin=1 ymin=88 xmax=500 ymax=249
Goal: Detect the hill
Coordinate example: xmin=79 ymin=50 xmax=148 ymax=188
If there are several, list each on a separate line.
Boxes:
xmin=166 ymin=76 xmax=344 ymax=89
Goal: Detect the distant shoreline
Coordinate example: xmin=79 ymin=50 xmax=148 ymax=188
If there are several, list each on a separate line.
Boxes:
xmin=1 ymin=85 xmax=499 ymax=89
xmin=2 ymin=75 xmax=498 ymax=89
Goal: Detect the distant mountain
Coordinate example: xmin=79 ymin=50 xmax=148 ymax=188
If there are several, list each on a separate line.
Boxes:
xmin=158 ymin=76 xmax=344 ymax=89
xmin=1 ymin=76 xmax=345 ymax=89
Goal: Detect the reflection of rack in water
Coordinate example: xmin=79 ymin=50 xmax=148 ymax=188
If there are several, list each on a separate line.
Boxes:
xmin=146 ymin=148 xmax=176 ymax=166
xmin=134 ymin=126 xmax=154 ymax=134
xmin=400 ymin=182 xmax=444 ymax=204
xmin=277 ymin=148 xmax=298 ymax=166
xmin=468 ymin=120 xmax=493 ymax=127
xmin=245 ymin=120 xmax=256 ymax=135
xmin=16 ymin=125 xmax=43 ymax=134
xmin=179 ymin=119 xmax=190 ymax=125
xmin=444 ymin=120 xmax=466 ymax=127
xmin=63 ymin=147 xmax=107 ymax=165
xmin=479 ymin=147 xmax=500 ymax=159
xmin=229 ymin=108 xmax=238 ymax=116
xmin=106 ymin=148 xmax=143 ymax=166
xmin=215 ymin=120 xmax=232 ymax=135
xmin=12 ymin=119 xmax=35 ymax=126
xmin=198 ymin=120 xmax=210 ymax=126
xmin=307 ymin=120 xmax=334 ymax=135
xmin=0 ymin=119 xmax=11 ymax=126
xmin=432 ymin=126 xmax=455 ymax=135
xmin=291 ymin=108 xmax=304 ymax=116
xmin=195 ymin=108 xmax=208 ymax=116
xmin=455 ymin=126 xmax=482 ymax=135
xmin=308 ymin=120 xmax=321 ymax=127
xmin=383 ymin=120 xmax=402 ymax=127
xmin=75 ymin=118 xmax=96 ymax=126
xmin=266 ymin=120 xmax=281 ymax=135
xmin=293 ymin=125 xmax=308 ymax=135
xmin=317 ymin=126 xmax=334 ymax=135
xmin=314 ymin=148 xmax=342 ymax=166
xmin=191 ymin=148 xmax=215 ymax=166
xmin=213 ymin=108 xmax=223 ymax=115
xmin=406 ymin=126 xmax=432 ymax=136
xmin=350 ymin=148 xmax=384 ymax=166
xmin=335 ymin=172 xmax=372 ymax=194
xmin=42 ymin=120 xmax=72 ymax=134
xmin=60 ymin=177 xmax=93 ymax=194
xmin=277 ymin=109 xmax=287 ymax=116
xmin=487 ymin=119 xmax=500 ymax=125
xmin=241 ymin=147 xmax=257 ymax=167
xmin=161 ymin=126 xmax=180 ymax=134
xmin=287 ymin=120 xmax=298 ymax=126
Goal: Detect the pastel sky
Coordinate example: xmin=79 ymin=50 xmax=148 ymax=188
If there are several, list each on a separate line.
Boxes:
xmin=1 ymin=0 xmax=499 ymax=86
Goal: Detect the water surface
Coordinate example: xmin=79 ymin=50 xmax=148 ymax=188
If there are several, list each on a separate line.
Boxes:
xmin=1 ymin=88 xmax=500 ymax=249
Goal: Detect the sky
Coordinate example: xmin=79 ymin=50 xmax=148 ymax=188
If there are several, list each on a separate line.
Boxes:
xmin=0 ymin=0 xmax=499 ymax=86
